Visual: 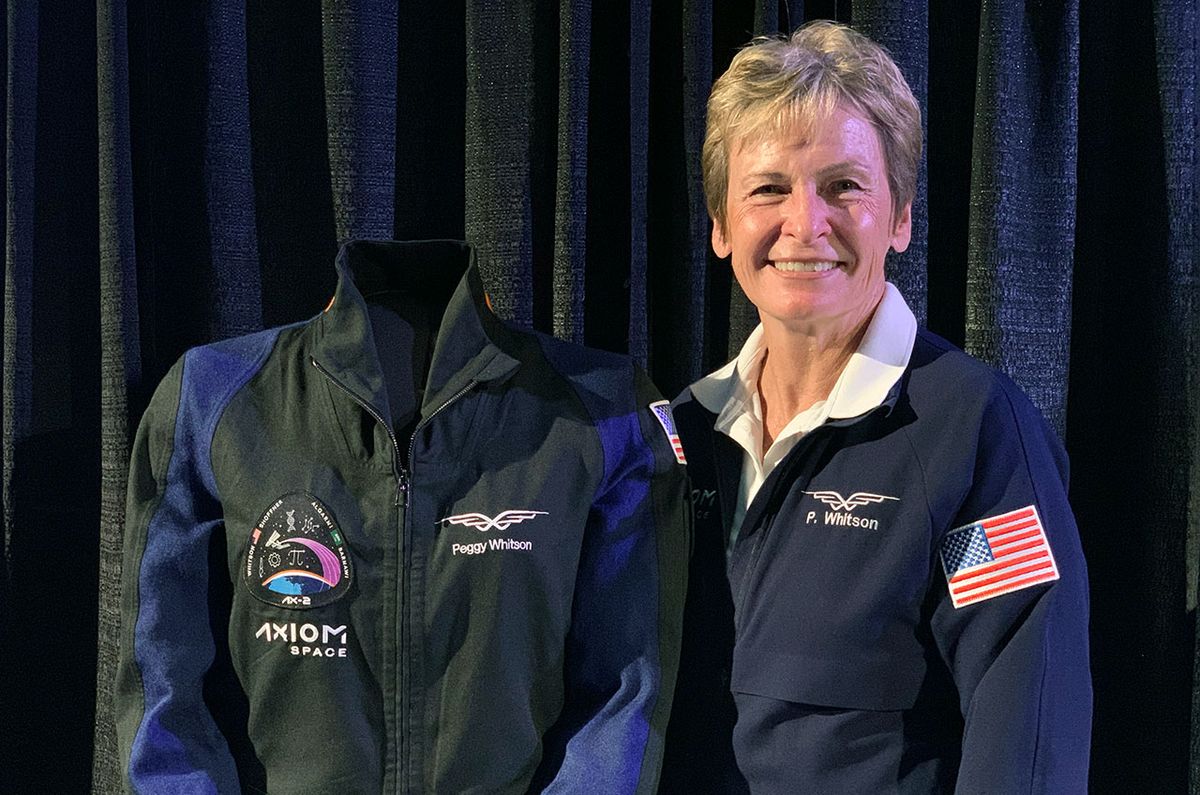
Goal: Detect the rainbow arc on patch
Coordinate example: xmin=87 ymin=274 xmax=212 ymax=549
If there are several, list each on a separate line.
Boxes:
xmin=262 ymin=537 xmax=343 ymax=595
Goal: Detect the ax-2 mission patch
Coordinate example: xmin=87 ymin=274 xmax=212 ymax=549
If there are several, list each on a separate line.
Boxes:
xmin=244 ymin=493 xmax=353 ymax=609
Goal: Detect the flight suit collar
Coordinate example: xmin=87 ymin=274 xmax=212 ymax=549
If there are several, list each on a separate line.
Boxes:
xmin=690 ymin=281 xmax=915 ymax=432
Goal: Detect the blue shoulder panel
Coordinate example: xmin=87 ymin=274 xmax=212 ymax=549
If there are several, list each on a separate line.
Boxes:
xmin=130 ymin=327 xmax=282 ymax=793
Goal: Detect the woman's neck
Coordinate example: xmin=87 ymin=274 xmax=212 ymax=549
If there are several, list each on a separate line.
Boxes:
xmin=755 ymin=312 xmax=874 ymax=454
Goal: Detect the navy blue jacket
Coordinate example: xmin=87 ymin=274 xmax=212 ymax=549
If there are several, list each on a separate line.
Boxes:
xmin=662 ymin=328 xmax=1091 ymax=793
xmin=115 ymin=240 xmax=689 ymax=793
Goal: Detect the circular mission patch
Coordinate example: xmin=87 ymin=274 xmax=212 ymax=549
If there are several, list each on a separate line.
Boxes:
xmin=244 ymin=493 xmax=353 ymax=609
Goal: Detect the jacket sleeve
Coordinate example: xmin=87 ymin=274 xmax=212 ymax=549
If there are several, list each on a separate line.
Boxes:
xmin=114 ymin=354 xmax=241 ymax=794
xmin=534 ymin=367 xmax=691 ymax=794
xmin=929 ymin=379 xmax=1092 ymax=793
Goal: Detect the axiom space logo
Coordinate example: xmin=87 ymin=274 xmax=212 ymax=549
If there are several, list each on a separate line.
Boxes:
xmin=244 ymin=493 xmax=353 ymax=609
xmin=255 ymin=621 xmax=350 ymax=658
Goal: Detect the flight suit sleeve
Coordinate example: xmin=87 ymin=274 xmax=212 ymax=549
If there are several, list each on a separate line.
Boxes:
xmin=929 ymin=379 xmax=1091 ymax=793
xmin=114 ymin=355 xmax=241 ymax=794
xmin=534 ymin=367 xmax=690 ymax=795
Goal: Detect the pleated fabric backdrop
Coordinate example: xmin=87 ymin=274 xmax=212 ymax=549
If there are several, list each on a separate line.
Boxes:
xmin=0 ymin=0 xmax=1195 ymax=791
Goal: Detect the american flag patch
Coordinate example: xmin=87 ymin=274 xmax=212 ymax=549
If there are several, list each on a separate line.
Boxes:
xmin=648 ymin=401 xmax=687 ymax=464
xmin=939 ymin=505 xmax=1059 ymax=609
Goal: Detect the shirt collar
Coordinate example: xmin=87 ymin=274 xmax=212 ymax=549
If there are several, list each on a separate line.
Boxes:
xmin=690 ymin=281 xmax=917 ymax=425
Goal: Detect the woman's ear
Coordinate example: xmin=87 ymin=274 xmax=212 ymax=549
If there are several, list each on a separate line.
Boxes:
xmin=890 ymin=202 xmax=912 ymax=253
xmin=711 ymin=217 xmax=732 ymax=258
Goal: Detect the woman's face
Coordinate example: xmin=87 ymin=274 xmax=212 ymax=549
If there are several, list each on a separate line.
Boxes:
xmin=714 ymin=104 xmax=912 ymax=339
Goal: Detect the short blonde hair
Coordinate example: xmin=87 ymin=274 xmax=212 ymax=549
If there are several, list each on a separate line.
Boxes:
xmin=703 ymin=21 xmax=922 ymax=233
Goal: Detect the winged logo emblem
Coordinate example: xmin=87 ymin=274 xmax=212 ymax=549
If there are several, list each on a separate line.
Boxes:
xmin=439 ymin=510 xmax=548 ymax=532
xmin=802 ymin=491 xmax=899 ymax=512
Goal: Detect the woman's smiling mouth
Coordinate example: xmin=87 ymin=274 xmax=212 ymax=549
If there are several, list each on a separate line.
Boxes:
xmin=768 ymin=260 xmax=840 ymax=273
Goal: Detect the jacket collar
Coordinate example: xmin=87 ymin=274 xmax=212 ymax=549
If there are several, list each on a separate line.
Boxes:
xmin=311 ymin=240 xmax=521 ymax=421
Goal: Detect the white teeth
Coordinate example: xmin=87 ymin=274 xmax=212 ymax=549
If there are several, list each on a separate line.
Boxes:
xmin=771 ymin=260 xmax=837 ymax=272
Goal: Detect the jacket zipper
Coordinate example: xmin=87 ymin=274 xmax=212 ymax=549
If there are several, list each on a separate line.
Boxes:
xmin=313 ymin=357 xmax=478 ymax=793
xmin=397 ymin=379 xmax=476 ymax=792
xmin=405 ymin=381 xmax=477 ymax=470
xmin=311 ymin=357 xmax=410 ymax=791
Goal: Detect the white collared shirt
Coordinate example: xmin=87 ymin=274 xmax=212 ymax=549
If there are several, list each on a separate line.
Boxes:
xmin=689 ymin=282 xmax=918 ymax=545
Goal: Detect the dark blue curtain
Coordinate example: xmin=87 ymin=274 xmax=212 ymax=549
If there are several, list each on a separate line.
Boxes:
xmin=0 ymin=1 xmax=1195 ymax=791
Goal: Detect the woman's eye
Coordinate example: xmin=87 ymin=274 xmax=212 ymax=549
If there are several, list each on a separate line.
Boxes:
xmin=750 ymin=184 xmax=787 ymax=196
xmin=830 ymin=179 xmax=861 ymax=193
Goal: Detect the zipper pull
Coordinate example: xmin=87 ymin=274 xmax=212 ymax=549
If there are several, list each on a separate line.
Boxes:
xmin=396 ymin=470 xmax=410 ymax=508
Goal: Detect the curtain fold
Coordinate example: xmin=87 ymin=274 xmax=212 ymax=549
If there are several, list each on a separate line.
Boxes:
xmin=321 ymin=0 xmax=397 ymax=243
xmin=1150 ymin=1 xmax=1200 ymax=791
xmin=679 ymin=0 xmax=710 ymax=383
xmin=552 ymin=0 xmax=590 ymax=344
xmin=3 ymin=0 xmax=35 ymax=596
xmin=1151 ymin=3 xmax=1198 ymax=615
xmin=965 ymin=0 xmax=1079 ymax=434
xmin=393 ymin=1 xmax=465 ymax=243
xmin=93 ymin=0 xmax=139 ymax=788
xmin=4 ymin=1 xmax=104 ymax=790
xmin=464 ymin=1 xmax=537 ymax=326
xmin=207 ymin=0 xmax=262 ymax=336
xmin=1069 ymin=2 xmax=1196 ymax=788
xmin=626 ymin=0 xmax=652 ymax=366
xmin=643 ymin=0 xmax=714 ymax=382
xmin=1 ymin=0 xmax=36 ymax=775
xmin=247 ymin=1 xmax=339 ymax=327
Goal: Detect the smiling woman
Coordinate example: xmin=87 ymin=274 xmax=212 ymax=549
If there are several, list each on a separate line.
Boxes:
xmin=714 ymin=107 xmax=911 ymax=349
xmin=662 ymin=20 xmax=1092 ymax=794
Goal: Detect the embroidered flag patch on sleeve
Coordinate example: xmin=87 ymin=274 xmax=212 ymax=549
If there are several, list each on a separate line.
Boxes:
xmin=648 ymin=400 xmax=687 ymax=464
xmin=938 ymin=505 xmax=1059 ymax=608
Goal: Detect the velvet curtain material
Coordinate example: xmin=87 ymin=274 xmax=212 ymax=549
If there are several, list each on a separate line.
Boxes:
xmin=0 ymin=0 xmax=1195 ymax=791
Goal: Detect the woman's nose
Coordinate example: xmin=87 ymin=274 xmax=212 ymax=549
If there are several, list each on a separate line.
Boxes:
xmin=779 ymin=187 xmax=831 ymax=242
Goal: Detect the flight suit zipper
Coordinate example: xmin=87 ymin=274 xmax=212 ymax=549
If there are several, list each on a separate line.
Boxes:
xmin=732 ymin=426 xmax=833 ymax=625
